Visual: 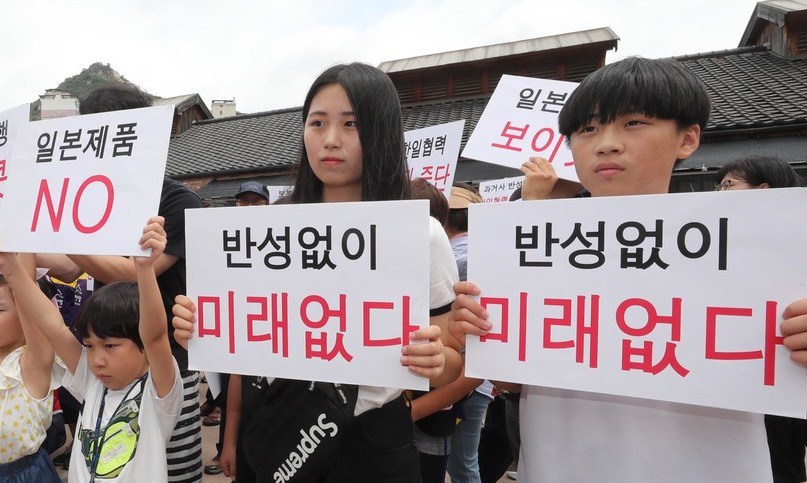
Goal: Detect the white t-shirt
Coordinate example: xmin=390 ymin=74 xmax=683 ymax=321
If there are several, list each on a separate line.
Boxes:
xmin=63 ymin=349 xmax=183 ymax=483
xmin=518 ymin=385 xmax=771 ymax=483
xmin=354 ymin=216 xmax=458 ymax=415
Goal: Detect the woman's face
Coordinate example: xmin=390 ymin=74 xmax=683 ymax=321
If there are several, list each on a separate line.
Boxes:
xmin=304 ymin=83 xmax=363 ymax=202
xmin=716 ymin=174 xmax=768 ymax=191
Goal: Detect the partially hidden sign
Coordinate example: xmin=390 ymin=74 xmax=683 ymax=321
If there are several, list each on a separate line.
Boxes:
xmin=405 ymin=120 xmax=464 ymax=199
xmin=0 ymin=104 xmax=31 ymax=208
xmin=462 ymin=75 xmax=579 ymax=182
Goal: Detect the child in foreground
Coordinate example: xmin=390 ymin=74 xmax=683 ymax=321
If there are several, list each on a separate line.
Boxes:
xmin=0 ymin=253 xmax=62 ymax=481
xmin=14 ymin=217 xmax=182 ymax=482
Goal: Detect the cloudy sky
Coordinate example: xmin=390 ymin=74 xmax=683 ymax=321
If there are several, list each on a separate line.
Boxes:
xmin=3 ymin=0 xmax=762 ymax=114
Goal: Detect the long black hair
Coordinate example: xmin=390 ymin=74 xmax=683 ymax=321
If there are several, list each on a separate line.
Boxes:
xmin=291 ymin=63 xmax=411 ymax=203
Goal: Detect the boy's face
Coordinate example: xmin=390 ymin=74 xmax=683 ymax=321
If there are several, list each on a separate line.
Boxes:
xmin=84 ymin=330 xmax=148 ymax=390
xmin=569 ymin=114 xmax=700 ymax=197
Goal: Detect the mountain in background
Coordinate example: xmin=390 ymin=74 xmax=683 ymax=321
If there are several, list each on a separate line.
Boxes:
xmin=56 ymin=62 xmax=154 ymax=100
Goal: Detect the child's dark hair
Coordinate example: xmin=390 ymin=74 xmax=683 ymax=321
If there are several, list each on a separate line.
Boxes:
xmin=410 ymin=178 xmax=449 ymax=225
xmin=558 ymin=57 xmax=711 ymax=136
xmin=291 ymin=62 xmax=411 ymax=203
xmin=75 ymin=282 xmax=143 ymax=350
xmin=715 ymin=155 xmax=803 ymax=188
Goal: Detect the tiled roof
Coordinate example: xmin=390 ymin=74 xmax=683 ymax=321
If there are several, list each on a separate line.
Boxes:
xmin=166 ymin=107 xmax=302 ymax=177
xmin=166 ymin=47 xmax=807 ymax=179
xmin=401 ymin=96 xmax=490 ymax=150
xmin=676 ymin=46 xmax=807 ymax=131
xmin=166 ymin=97 xmax=492 ymax=178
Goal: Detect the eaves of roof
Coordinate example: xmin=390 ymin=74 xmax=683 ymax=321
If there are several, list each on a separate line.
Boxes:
xmin=379 ymin=27 xmax=619 ymax=74
xmin=739 ymin=0 xmax=807 ymax=46
xmin=154 ymin=93 xmax=214 ymax=119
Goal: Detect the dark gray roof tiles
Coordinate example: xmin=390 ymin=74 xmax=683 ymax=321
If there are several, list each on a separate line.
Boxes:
xmin=401 ymin=96 xmax=491 ymax=149
xmin=676 ymin=46 xmax=807 ymax=131
xmin=166 ymin=97 xmax=492 ymax=177
xmin=166 ymin=107 xmax=302 ymax=177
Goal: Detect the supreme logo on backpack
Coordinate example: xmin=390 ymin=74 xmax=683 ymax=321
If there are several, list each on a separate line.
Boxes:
xmin=242 ymin=379 xmax=358 ymax=483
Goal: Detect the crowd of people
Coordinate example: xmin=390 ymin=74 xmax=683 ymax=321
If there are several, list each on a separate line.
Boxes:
xmin=0 ymin=55 xmax=806 ymax=483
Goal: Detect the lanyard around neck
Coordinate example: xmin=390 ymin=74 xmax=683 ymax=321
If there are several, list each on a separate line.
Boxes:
xmin=89 ymin=373 xmax=147 ymax=482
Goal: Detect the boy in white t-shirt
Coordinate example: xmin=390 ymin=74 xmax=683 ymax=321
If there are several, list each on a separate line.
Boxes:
xmin=24 ymin=217 xmax=182 ymax=482
xmin=449 ymin=57 xmax=807 ymax=483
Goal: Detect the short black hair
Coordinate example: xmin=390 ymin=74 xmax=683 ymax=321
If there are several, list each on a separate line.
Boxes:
xmin=715 ymin=155 xmax=803 ymax=188
xmin=75 ymin=282 xmax=143 ymax=350
xmin=559 ymin=57 xmax=711 ymax=136
xmin=446 ymin=208 xmax=468 ymax=233
xmin=80 ymin=86 xmax=153 ymax=115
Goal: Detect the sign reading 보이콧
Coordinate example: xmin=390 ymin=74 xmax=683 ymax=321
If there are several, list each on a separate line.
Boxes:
xmin=462 ymin=75 xmax=579 ymax=182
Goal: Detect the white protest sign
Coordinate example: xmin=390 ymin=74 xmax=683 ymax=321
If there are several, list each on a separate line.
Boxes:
xmin=0 ymin=104 xmax=31 ymax=207
xmin=267 ymin=185 xmax=293 ymax=204
xmin=406 ymin=120 xmax=464 ymax=198
xmin=466 ymin=189 xmax=807 ymax=417
xmin=479 ymin=175 xmax=524 ymax=203
xmin=462 ymin=75 xmax=579 ymax=182
xmin=0 ymin=105 xmax=173 ymax=256
xmin=186 ymin=200 xmax=431 ymax=390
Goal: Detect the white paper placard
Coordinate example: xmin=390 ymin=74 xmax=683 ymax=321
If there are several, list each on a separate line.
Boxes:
xmin=466 ymin=189 xmax=807 ymax=417
xmin=186 ymin=200 xmax=431 ymax=390
xmin=0 ymin=105 xmax=173 ymax=256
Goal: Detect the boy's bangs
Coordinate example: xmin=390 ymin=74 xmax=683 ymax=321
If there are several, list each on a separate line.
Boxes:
xmin=558 ymin=57 xmax=711 ymax=135
xmin=562 ymin=72 xmax=688 ymax=129
xmin=75 ymin=282 xmax=143 ymax=349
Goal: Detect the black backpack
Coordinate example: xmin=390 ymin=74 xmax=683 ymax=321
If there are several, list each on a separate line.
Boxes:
xmin=241 ymin=378 xmax=359 ymax=483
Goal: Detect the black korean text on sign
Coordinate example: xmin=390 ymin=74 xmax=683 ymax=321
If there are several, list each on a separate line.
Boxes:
xmin=516 ymin=218 xmax=728 ymax=271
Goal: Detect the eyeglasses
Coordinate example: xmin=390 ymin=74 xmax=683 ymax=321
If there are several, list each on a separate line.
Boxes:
xmin=715 ymin=178 xmax=744 ymax=191
xmin=236 ymin=199 xmax=269 ymax=206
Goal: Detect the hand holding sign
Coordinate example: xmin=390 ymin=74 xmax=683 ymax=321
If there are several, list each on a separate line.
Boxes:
xmin=401 ymin=324 xmax=444 ymax=379
xmin=172 ymin=294 xmax=196 ymax=350
xmin=448 ymin=281 xmax=490 ymax=347
xmin=135 ymin=216 xmax=166 ymax=267
xmin=520 ymin=157 xmax=558 ymax=200
xmin=782 ymin=299 xmax=807 ymax=365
